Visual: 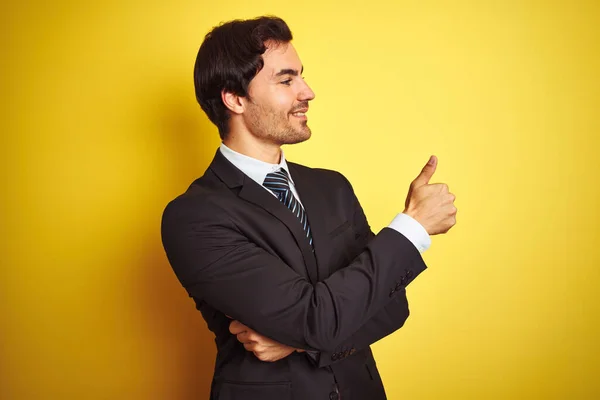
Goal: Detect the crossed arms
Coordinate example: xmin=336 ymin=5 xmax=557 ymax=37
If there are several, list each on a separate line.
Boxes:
xmin=161 ymin=172 xmax=427 ymax=367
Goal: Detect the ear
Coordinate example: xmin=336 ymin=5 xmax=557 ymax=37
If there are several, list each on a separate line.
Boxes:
xmin=221 ymin=90 xmax=245 ymax=114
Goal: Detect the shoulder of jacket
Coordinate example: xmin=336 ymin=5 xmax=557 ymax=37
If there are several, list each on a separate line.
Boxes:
xmin=162 ymin=175 xmax=229 ymax=220
xmin=288 ymin=162 xmax=348 ymax=183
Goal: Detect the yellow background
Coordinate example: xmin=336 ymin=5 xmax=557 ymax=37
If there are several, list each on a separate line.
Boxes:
xmin=2 ymin=1 xmax=599 ymax=399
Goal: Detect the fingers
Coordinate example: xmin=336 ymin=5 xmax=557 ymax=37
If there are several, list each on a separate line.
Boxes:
xmin=228 ymin=320 xmax=248 ymax=335
xmin=242 ymin=341 xmax=267 ymax=359
xmin=449 ymin=202 xmax=457 ymax=215
xmin=233 ymin=326 xmax=272 ymax=350
xmin=419 ymin=184 xmax=456 ymax=205
xmin=239 ymin=332 xmax=261 ymax=355
xmin=236 ymin=329 xmax=256 ymax=344
xmin=229 ymin=320 xmax=296 ymax=363
xmin=233 ymin=329 xmax=262 ymax=351
xmin=440 ymin=199 xmax=458 ymax=233
xmin=230 ymin=321 xmax=276 ymax=348
xmin=422 ymin=183 xmax=448 ymax=193
xmin=237 ymin=333 xmax=297 ymax=362
xmin=243 ymin=341 xmax=258 ymax=352
xmin=412 ymin=155 xmax=437 ymax=188
xmin=246 ymin=343 xmax=296 ymax=363
xmin=244 ymin=342 xmax=269 ymax=361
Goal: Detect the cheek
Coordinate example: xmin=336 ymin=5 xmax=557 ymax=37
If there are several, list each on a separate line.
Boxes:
xmin=271 ymin=90 xmax=295 ymax=111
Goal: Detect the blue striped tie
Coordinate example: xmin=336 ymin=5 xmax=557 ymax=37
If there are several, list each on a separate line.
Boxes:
xmin=263 ymin=168 xmax=314 ymax=250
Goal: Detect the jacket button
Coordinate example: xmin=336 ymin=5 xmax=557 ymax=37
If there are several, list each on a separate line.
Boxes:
xmin=329 ymin=392 xmax=339 ymax=400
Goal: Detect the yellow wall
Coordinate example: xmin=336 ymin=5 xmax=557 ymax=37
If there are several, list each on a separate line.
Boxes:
xmin=2 ymin=1 xmax=599 ymax=399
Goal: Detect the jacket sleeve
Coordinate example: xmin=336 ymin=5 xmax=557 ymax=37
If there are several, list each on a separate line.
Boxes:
xmin=313 ymin=172 xmax=423 ymax=367
xmin=161 ymin=190 xmax=427 ymax=353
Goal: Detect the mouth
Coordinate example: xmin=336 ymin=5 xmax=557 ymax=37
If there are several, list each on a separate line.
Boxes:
xmin=290 ymin=109 xmax=308 ymax=119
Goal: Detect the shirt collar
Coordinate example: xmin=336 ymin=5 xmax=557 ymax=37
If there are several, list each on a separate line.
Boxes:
xmin=219 ymin=142 xmax=294 ymax=187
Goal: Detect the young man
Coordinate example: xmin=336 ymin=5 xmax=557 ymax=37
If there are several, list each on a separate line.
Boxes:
xmin=161 ymin=16 xmax=457 ymax=400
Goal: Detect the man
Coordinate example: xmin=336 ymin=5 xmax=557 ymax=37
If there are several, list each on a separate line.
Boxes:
xmin=161 ymin=16 xmax=457 ymax=400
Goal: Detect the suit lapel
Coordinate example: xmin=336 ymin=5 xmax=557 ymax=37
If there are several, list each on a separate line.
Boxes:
xmin=288 ymin=163 xmax=332 ymax=282
xmin=209 ymin=150 xmax=319 ymax=284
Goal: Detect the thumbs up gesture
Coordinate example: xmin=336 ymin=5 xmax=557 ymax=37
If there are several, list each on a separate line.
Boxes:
xmin=404 ymin=156 xmax=457 ymax=235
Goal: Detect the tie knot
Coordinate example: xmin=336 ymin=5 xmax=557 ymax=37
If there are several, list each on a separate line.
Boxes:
xmin=263 ymin=168 xmax=291 ymax=195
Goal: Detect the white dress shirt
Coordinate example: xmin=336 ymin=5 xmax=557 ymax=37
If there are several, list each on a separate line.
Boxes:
xmin=219 ymin=143 xmax=431 ymax=253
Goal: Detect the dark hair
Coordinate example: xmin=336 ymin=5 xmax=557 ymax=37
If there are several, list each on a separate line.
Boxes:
xmin=193 ymin=16 xmax=293 ymax=139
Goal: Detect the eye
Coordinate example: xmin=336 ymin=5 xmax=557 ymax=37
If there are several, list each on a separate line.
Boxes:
xmin=281 ymin=79 xmax=292 ymax=86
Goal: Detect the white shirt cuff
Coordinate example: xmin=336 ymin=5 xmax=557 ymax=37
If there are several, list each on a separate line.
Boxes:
xmin=387 ymin=213 xmax=431 ymax=253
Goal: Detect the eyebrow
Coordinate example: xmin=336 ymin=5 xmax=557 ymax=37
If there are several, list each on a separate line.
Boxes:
xmin=274 ymin=66 xmax=304 ymax=77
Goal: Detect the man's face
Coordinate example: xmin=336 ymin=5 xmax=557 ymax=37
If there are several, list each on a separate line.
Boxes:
xmin=243 ymin=42 xmax=316 ymax=145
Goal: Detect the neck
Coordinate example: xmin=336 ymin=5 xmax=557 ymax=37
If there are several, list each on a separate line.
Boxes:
xmin=223 ymin=133 xmax=282 ymax=164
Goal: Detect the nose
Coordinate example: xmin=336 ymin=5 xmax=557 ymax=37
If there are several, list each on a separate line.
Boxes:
xmin=298 ymin=79 xmax=315 ymax=102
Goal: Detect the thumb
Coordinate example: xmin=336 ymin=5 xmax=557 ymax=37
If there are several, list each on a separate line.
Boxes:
xmin=413 ymin=155 xmax=437 ymax=187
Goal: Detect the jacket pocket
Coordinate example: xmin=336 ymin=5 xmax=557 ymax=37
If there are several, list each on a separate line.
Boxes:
xmin=217 ymin=380 xmax=292 ymax=400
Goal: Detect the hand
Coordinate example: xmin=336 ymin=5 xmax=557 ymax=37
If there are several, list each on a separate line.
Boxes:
xmin=404 ymin=155 xmax=457 ymax=235
xmin=229 ymin=320 xmax=302 ymax=362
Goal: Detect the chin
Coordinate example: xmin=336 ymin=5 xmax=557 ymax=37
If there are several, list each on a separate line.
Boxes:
xmin=285 ymin=128 xmax=311 ymax=145
xmin=266 ymin=125 xmax=312 ymax=145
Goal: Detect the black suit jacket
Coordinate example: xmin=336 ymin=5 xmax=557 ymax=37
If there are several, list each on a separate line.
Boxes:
xmin=161 ymin=150 xmax=428 ymax=400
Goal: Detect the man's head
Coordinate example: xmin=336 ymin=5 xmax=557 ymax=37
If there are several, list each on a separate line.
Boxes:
xmin=194 ymin=16 xmax=315 ymax=144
